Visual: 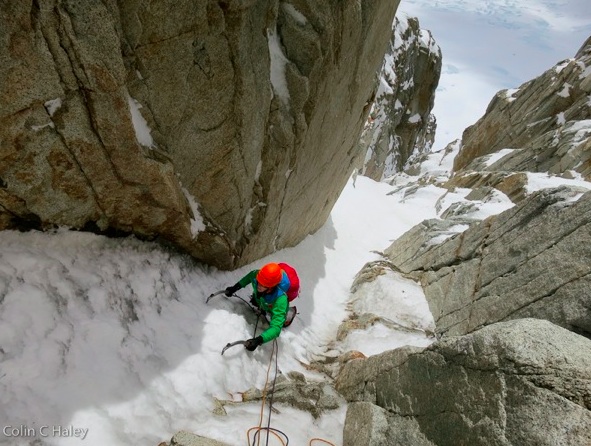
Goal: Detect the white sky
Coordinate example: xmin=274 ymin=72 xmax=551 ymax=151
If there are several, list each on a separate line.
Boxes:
xmin=398 ymin=0 xmax=591 ymax=150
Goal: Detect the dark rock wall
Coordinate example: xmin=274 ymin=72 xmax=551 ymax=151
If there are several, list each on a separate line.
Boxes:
xmin=0 ymin=0 xmax=400 ymax=269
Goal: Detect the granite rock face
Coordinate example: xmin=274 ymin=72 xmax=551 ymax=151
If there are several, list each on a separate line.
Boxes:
xmin=337 ymin=319 xmax=591 ymax=446
xmin=336 ymin=36 xmax=591 ymax=445
xmin=0 ymin=0 xmax=399 ymax=269
xmin=383 ymin=186 xmax=591 ymax=338
xmin=452 ymin=36 xmax=591 ymax=180
xmin=359 ymin=16 xmax=441 ymax=181
xmin=376 ymin=36 xmax=591 ymax=339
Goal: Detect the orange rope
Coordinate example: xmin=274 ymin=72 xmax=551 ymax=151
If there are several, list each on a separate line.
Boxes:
xmin=244 ymin=341 xmax=336 ymax=446
xmin=309 ymin=438 xmax=337 ymax=446
xmin=246 ymin=340 xmax=287 ymax=446
xmin=246 ymin=427 xmax=286 ymax=446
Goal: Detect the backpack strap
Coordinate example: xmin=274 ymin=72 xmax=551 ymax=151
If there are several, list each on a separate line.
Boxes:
xmin=278 ymin=263 xmax=300 ymax=301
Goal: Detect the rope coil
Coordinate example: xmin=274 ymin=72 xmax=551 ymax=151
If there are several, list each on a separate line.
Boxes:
xmin=244 ymin=308 xmax=335 ymax=446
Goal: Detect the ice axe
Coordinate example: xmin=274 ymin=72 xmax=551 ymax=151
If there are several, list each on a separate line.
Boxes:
xmin=205 ymin=289 xmax=226 ymax=304
xmin=221 ymin=339 xmax=249 ymax=355
xmin=207 ymin=290 xmax=261 ymax=315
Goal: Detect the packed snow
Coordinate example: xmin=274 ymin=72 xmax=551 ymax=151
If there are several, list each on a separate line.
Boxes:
xmin=267 ymin=28 xmax=290 ymax=104
xmin=127 ymin=95 xmax=154 ymax=148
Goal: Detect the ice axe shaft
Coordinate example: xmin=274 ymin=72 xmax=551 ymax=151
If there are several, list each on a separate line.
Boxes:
xmin=206 ymin=290 xmax=226 ymax=304
xmin=221 ymin=340 xmax=248 ymax=355
xmin=207 ymin=290 xmax=259 ymax=315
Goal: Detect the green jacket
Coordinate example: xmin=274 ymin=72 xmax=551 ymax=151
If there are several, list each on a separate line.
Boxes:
xmin=238 ymin=270 xmax=289 ymax=343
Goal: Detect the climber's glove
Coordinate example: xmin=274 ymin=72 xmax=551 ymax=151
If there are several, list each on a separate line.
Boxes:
xmin=224 ymin=284 xmax=241 ymax=297
xmin=244 ymin=336 xmax=264 ymax=351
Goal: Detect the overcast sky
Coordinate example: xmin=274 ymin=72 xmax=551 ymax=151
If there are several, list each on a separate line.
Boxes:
xmin=398 ymin=0 xmax=591 ymax=150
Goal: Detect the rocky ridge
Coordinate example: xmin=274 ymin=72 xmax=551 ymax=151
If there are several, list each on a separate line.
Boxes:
xmin=452 ymin=36 xmax=591 ymax=182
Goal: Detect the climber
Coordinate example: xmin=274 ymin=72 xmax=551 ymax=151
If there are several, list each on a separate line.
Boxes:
xmin=224 ymin=262 xmax=299 ymax=351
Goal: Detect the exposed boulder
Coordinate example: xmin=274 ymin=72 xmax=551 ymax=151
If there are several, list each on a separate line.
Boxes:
xmin=343 ymin=401 xmax=436 ymax=446
xmin=343 ymin=402 xmax=435 ymax=446
xmin=335 ymin=345 xmax=423 ymax=403
xmin=212 ymin=371 xmax=345 ymax=419
xmin=342 ymin=402 xmax=391 ymax=446
xmin=445 ymin=170 xmax=530 ymax=204
xmin=160 ymin=431 xmax=231 ymax=446
xmin=358 ymin=15 xmax=441 ymax=181
xmin=383 ymin=186 xmax=591 ymax=338
xmin=0 ymin=0 xmax=399 ymax=269
xmin=336 ymin=319 xmax=591 ymax=446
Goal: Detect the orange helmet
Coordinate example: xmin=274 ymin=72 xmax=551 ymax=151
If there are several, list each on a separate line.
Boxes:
xmin=256 ymin=263 xmax=283 ymax=288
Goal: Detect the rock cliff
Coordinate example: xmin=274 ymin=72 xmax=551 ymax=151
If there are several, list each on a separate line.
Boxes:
xmin=337 ymin=35 xmax=591 ymax=445
xmin=385 ymin=186 xmax=591 ymax=338
xmin=358 ymin=16 xmax=441 ymax=181
xmin=452 ymin=36 xmax=591 ymax=180
xmin=0 ymin=0 xmax=399 ymax=269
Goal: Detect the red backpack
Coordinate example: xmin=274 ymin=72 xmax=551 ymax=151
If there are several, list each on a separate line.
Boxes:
xmin=279 ymin=262 xmax=300 ymax=302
